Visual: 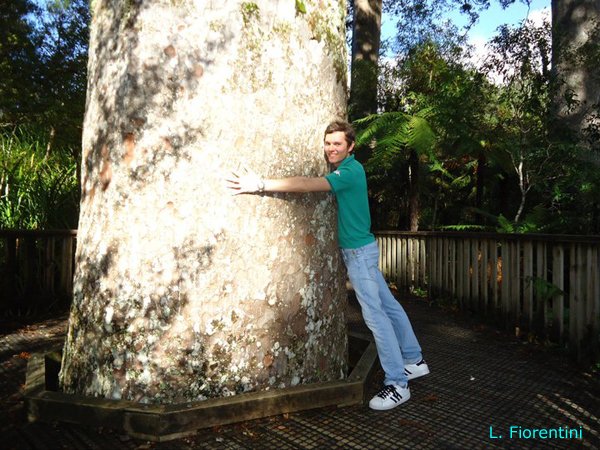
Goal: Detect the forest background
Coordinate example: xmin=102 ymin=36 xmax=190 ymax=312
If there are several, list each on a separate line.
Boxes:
xmin=1 ymin=0 xmax=599 ymax=235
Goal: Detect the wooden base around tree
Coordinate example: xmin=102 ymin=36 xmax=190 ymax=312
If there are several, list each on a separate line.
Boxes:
xmin=24 ymin=333 xmax=377 ymax=442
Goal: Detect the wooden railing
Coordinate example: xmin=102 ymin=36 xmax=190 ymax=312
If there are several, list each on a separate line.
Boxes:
xmin=0 ymin=230 xmax=77 ymax=311
xmin=3 ymin=229 xmax=599 ymax=360
xmin=375 ymin=231 xmax=600 ymax=361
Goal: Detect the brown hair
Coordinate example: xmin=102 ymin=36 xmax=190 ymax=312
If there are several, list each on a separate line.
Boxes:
xmin=324 ymin=120 xmax=356 ymax=146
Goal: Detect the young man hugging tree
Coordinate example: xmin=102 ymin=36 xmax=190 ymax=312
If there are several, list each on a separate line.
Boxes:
xmin=227 ymin=120 xmax=429 ymax=410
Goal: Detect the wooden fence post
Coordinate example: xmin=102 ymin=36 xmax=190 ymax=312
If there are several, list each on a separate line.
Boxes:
xmin=500 ymin=240 xmax=509 ymax=322
xmin=510 ymin=240 xmax=520 ymax=334
xmin=472 ymin=239 xmax=479 ymax=312
xmin=369 ymin=231 xmax=599 ymax=360
xmin=480 ymin=239 xmax=488 ymax=314
xmin=3 ymin=237 xmax=18 ymax=307
xmin=44 ymin=237 xmax=56 ymax=295
xmin=523 ymin=240 xmax=533 ymax=332
xmin=413 ymin=238 xmax=420 ymax=290
xmin=430 ymin=237 xmax=437 ymax=299
xmin=552 ymin=244 xmax=565 ymax=344
xmin=436 ymin=237 xmax=442 ymax=299
xmin=60 ymin=237 xmax=75 ymax=299
xmin=463 ymin=239 xmax=470 ymax=308
xmin=419 ymin=237 xmax=426 ymax=291
xmin=450 ymin=239 xmax=456 ymax=300
xmin=569 ymin=244 xmax=586 ymax=361
xmin=491 ymin=240 xmax=498 ymax=314
xmin=535 ymin=242 xmax=548 ymax=337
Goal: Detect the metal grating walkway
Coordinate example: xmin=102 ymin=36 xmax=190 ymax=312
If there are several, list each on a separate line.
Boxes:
xmin=2 ymin=291 xmax=599 ymax=449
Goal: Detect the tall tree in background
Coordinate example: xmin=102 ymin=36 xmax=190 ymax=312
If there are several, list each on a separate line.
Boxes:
xmin=350 ymin=0 xmax=382 ymax=124
xmin=485 ymin=18 xmax=562 ymax=225
xmin=393 ymin=0 xmax=599 ymax=147
xmin=59 ymin=0 xmax=348 ymax=403
xmin=551 ymin=0 xmax=600 ymax=147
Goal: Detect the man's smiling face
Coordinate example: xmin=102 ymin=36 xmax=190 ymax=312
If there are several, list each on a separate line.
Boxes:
xmin=324 ymin=131 xmax=355 ymax=168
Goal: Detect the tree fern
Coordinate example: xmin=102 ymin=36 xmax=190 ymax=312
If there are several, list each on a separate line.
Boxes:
xmin=354 ymin=107 xmax=437 ymax=169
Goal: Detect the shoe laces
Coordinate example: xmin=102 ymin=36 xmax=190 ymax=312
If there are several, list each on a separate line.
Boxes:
xmin=376 ymin=385 xmax=400 ymax=400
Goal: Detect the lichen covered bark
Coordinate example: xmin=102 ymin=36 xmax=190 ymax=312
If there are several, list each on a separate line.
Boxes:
xmin=552 ymin=0 xmax=600 ymax=143
xmin=60 ymin=0 xmax=348 ymax=404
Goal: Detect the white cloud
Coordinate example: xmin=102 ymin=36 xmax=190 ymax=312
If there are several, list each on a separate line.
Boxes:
xmin=467 ymin=34 xmax=490 ymax=66
xmin=463 ymin=7 xmax=551 ymax=84
xmin=526 ymin=6 xmax=551 ymax=28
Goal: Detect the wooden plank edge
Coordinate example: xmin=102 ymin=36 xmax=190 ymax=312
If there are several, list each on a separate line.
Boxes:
xmin=24 ymin=334 xmax=377 ymax=442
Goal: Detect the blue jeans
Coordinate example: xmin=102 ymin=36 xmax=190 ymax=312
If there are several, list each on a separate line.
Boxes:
xmin=341 ymin=241 xmax=422 ymax=386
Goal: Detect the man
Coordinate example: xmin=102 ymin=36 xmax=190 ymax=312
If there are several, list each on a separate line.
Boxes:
xmin=227 ymin=120 xmax=429 ymax=410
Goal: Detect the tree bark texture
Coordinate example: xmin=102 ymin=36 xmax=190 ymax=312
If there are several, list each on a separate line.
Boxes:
xmin=349 ymin=0 xmax=381 ymax=122
xmin=59 ymin=0 xmax=349 ymax=404
xmin=408 ymin=149 xmax=420 ymax=231
xmin=552 ymin=0 xmax=600 ymax=145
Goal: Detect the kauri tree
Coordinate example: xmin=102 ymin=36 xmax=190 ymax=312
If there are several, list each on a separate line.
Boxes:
xmin=59 ymin=0 xmax=348 ymax=404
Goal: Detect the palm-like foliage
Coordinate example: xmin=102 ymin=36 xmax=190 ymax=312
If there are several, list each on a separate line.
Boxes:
xmin=354 ymin=107 xmax=437 ymax=231
xmin=354 ymin=107 xmax=437 ymax=169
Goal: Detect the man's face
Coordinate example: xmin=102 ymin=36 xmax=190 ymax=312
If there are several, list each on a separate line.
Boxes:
xmin=324 ymin=131 xmax=355 ymax=168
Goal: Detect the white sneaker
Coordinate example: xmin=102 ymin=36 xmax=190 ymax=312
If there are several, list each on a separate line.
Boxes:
xmin=404 ymin=359 xmax=430 ymax=381
xmin=369 ymin=384 xmax=410 ymax=410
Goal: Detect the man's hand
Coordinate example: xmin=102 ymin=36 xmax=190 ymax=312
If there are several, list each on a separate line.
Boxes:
xmin=226 ymin=167 xmax=263 ymax=195
xmin=227 ymin=167 xmax=331 ymax=194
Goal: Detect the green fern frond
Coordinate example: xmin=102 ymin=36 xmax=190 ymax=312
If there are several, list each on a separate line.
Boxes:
xmin=406 ymin=116 xmax=435 ymax=154
xmin=496 ymin=214 xmax=515 ymax=233
xmin=427 ymin=159 xmax=454 ymax=179
xmin=414 ymin=106 xmax=436 ymax=119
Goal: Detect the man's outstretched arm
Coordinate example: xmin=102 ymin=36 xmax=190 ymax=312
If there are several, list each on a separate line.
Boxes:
xmin=227 ymin=169 xmax=331 ymax=194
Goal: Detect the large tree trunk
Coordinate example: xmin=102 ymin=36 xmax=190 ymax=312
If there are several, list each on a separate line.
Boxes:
xmin=552 ymin=0 xmax=600 ymax=146
xmin=408 ymin=149 xmax=420 ymax=231
xmin=349 ymin=0 xmax=382 ymax=123
xmin=60 ymin=0 xmax=348 ymax=404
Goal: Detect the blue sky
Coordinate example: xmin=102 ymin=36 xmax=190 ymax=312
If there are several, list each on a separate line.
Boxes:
xmin=450 ymin=0 xmax=550 ymax=40
xmin=381 ymin=0 xmax=551 ymax=49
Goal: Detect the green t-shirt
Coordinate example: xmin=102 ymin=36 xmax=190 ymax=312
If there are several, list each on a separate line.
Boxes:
xmin=324 ymin=155 xmax=375 ymax=249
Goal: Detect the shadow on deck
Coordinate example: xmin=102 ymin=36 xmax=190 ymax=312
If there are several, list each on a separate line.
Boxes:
xmin=2 ymin=291 xmax=599 ymax=449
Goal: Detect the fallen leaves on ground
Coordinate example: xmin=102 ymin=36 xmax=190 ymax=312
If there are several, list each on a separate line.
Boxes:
xmin=135 ymin=444 xmax=152 ymax=450
xmin=242 ymin=429 xmax=258 ymax=439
